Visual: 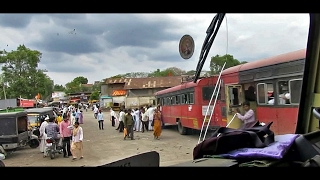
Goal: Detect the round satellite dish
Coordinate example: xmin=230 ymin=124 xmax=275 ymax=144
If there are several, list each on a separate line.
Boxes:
xmin=179 ymin=34 xmax=195 ymax=60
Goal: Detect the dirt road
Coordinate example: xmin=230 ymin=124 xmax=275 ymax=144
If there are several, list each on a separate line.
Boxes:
xmin=2 ymin=110 xmax=203 ymax=167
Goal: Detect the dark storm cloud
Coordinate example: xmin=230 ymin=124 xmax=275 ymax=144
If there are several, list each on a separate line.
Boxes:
xmin=125 ymin=47 xmax=183 ymax=62
xmin=30 ymin=14 xmax=181 ymax=61
xmin=0 ymin=14 xmax=34 ymax=28
xmin=102 ymin=15 xmax=179 ymax=48
xmin=41 ymin=60 xmax=92 ymax=73
xmin=30 ymin=28 xmax=103 ymax=55
xmin=39 ymin=52 xmax=97 ymax=73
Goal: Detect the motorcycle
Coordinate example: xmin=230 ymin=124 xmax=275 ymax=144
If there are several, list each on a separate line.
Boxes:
xmin=45 ymin=137 xmax=63 ymax=159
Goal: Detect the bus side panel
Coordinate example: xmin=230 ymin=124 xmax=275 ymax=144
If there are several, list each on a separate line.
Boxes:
xmin=256 ymin=107 xmax=278 ymax=134
xmin=276 ymin=107 xmax=298 ymax=134
xmin=213 ymin=102 xmax=227 ymax=127
xmin=161 ymin=106 xmax=176 ymax=125
xmin=182 ymin=104 xmax=202 ymax=130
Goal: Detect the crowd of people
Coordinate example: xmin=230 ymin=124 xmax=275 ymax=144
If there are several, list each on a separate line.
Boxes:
xmin=38 ymin=105 xmax=85 ymax=161
xmin=36 ymin=103 xmax=164 ymax=162
xmin=93 ymin=104 xmax=163 ymax=140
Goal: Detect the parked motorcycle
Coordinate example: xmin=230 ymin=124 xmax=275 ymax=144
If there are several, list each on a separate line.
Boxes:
xmin=45 ymin=137 xmax=63 ymax=159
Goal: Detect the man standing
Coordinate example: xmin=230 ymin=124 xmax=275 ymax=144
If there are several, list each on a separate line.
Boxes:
xmin=123 ymin=109 xmax=134 ymax=140
xmin=140 ymin=108 xmax=149 ymax=133
xmin=71 ymin=121 xmax=84 ymax=161
xmin=134 ymin=108 xmax=142 ymax=132
xmin=116 ymin=109 xmax=125 ymax=132
xmin=60 ymin=114 xmax=72 ymax=158
xmin=93 ymin=105 xmax=99 ymax=119
xmin=39 ymin=116 xmax=49 ymax=154
xmin=146 ymin=105 xmax=155 ymax=131
xmin=110 ymin=108 xmax=117 ymax=127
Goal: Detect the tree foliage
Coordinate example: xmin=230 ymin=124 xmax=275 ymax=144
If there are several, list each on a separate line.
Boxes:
xmin=53 ymin=84 xmax=66 ymax=92
xmin=65 ymin=76 xmax=89 ymax=94
xmin=0 ymin=45 xmax=53 ymax=99
xmin=90 ymin=90 xmax=100 ymax=100
xmin=209 ymin=54 xmax=248 ymax=75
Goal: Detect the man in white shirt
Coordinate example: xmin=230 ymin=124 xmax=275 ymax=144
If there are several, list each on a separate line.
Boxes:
xmin=110 ymin=108 xmax=117 ymax=127
xmin=140 ymin=108 xmax=149 ymax=133
xmin=268 ymin=92 xmax=290 ymax=105
xmin=115 ymin=109 xmax=125 ymax=132
xmin=93 ymin=105 xmax=99 ymax=119
xmin=146 ymin=105 xmax=155 ymax=131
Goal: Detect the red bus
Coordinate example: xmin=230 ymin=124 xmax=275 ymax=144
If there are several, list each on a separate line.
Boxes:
xmin=156 ymin=48 xmax=306 ymax=135
xmin=219 ymin=48 xmax=305 ymax=135
xmin=154 ymin=75 xmax=226 ymax=135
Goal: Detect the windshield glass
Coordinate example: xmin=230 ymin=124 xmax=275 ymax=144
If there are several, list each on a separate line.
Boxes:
xmin=0 ymin=13 xmax=312 ymax=166
xmin=28 ymin=115 xmax=40 ymax=124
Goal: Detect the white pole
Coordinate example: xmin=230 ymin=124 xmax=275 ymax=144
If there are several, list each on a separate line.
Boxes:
xmin=202 ymin=79 xmax=221 ymax=141
xmin=198 ymin=62 xmax=226 ymax=144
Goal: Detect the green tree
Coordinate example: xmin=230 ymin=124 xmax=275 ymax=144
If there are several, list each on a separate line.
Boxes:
xmin=0 ymin=45 xmax=53 ymax=99
xmin=65 ymin=76 xmax=89 ymax=94
xmin=209 ymin=54 xmax=247 ymax=75
xmin=53 ymin=84 xmax=66 ymax=91
xmin=108 ymin=67 xmax=185 ymax=79
xmin=184 ymin=70 xmax=197 ymax=76
xmin=73 ymin=76 xmax=88 ymax=84
xmin=92 ymin=81 xmax=103 ymax=92
xmin=90 ymin=90 xmax=100 ymax=100
xmin=148 ymin=67 xmax=185 ymax=77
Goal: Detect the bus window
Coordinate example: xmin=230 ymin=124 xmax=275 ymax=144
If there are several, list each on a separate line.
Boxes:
xmin=220 ymin=84 xmax=226 ymax=101
xmin=278 ymin=81 xmax=290 ymax=105
xmin=228 ymin=86 xmax=240 ymax=106
xmin=166 ymin=97 xmax=171 ymax=105
xmin=183 ymin=94 xmax=188 ymax=104
xmin=244 ymin=85 xmax=256 ymax=101
xmin=203 ymin=86 xmax=219 ymax=101
xmin=289 ymin=79 xmax=302 ymax=104
xmin=171 ymin=96 xmax=176 ymax=105
xmin=161 ymin=98 xmax=164 ymax=106
xmin=189 ymin=93 xmax=194 ymax=104
xmin=176 ymin=95 xmax=181 ymax=104
xmin=181 ymin=94 xmax=186 ymax=104
xmin=257 ymin=83 xmax=274 ymax=105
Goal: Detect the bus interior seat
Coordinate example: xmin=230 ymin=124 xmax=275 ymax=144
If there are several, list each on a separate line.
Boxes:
xmin=285 ymin=131 xmax=320 ymax=163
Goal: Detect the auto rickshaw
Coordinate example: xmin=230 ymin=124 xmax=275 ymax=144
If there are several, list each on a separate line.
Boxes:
xmin=25 ymin=108 xmax=57 ymax=130
xmin=0 ymin=111 xmax=39 ymax=158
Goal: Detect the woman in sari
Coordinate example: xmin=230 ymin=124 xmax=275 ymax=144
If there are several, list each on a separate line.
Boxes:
xmin=153 ymin=106 xmax=162 ymax=140
xmin=78 ymin=110 xmax=84 ymax=124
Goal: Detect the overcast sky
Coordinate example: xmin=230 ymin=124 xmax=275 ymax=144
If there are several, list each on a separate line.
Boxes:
xmin=0 ymin=13 xmax=310 ymax=85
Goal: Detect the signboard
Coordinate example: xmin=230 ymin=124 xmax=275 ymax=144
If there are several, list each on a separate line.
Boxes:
xmin=51 ymin=92 xmax=66 ymax=98
xmin=112 ymin=90 xmax=126 ymax=96
xmin=20 ymin=99 xmax=34 ymax=108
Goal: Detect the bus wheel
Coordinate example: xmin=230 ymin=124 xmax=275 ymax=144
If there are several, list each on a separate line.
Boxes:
xmin=177 ymin=120 xmax=188 ymax=135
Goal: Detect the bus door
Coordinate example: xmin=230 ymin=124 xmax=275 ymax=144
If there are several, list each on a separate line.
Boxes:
xmin=225 ymin=84 xmax=244 ymax=129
